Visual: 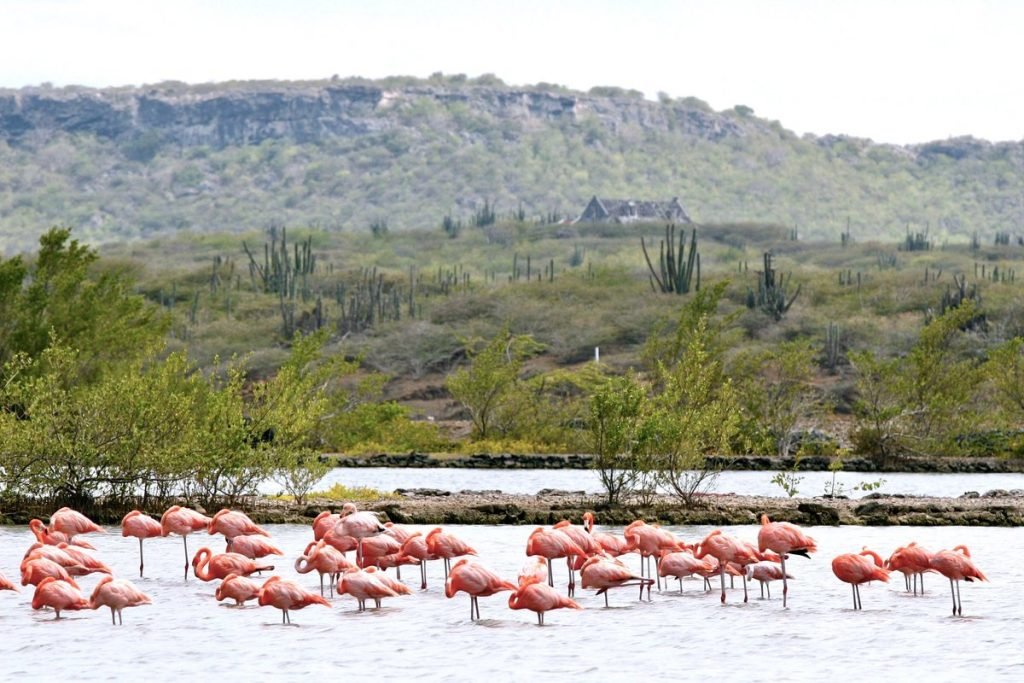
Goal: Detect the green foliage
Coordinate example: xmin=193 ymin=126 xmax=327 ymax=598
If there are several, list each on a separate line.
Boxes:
xmin=445 ymin=329 xmax=543 ymax=439
xmin=850 ymin=302 xmax=984 ymax=463
xmin=733 ymin=341 xmax=822 ymax=457
xmin=585 ymin=373 xmax=656 ymax=505
xmin=0 ymin=228 xmax=167 ymax=381
xmin=640 ymin=224 xmax=700 ymax=294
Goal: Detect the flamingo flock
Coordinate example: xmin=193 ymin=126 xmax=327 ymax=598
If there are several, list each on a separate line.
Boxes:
xmin=0 ymin=504 xmax=992 ymax=626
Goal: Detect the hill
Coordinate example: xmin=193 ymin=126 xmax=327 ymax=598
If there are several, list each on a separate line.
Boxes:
xmin=2 ymin=74 xmax=1024 ymax=252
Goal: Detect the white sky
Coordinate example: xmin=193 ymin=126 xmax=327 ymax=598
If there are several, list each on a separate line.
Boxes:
xmin=2 ymin=0 xmax=1023 ymax=144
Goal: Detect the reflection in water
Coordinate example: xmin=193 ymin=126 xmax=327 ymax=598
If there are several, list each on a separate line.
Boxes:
xmin=299 ymin=467 xmax=1024 ymax=499
xmin=0 ymin=523 xmax=1019 ymax=681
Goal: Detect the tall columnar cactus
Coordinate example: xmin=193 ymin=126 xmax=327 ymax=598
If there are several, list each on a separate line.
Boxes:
xmin=747 ymin=252 xmax=801 ymax=321
xmin=824 ymin=321 xmax=841 ymax=372
xmin=640 ymin=224 xmax=700 ymax=294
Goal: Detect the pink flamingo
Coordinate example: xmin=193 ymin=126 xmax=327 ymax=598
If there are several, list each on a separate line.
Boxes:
xmin=161 ymin=505 xmax=213 ymax=581
xmin=508 ymin=576 xmax=582 ymax=625
xmin=192 ymin=548 xmax=274 ymax=581
xmin=56 ymin=543 xmax=112 ymax=575
xmin=356 ymin=534 xmax=402 ymax=569
xmin=312 ymin=511 xmax=338 ymax=541
xmin=745 ymin=561 xmax=793 ymax=599
xmin=832 ymin=547 xmax=890 ymax=610
xmin=444 ymin=558 xmax=516 ymax=621
xmin=295 ymin=540 xmax=356 ymax=596
xmin=695 ymin=529 xmax=762 ymax=603
xmin=333 ymin=507 xmax=386 ymax=566
xmin=397 ymin=532 xmax=436 ymax=589
xmin=886 ymin=542 xmax=934 ymax=595
xmin=553 ymin=519 xmax=601 ymax=597
xmin=624 ymin=520 xmax=686 ymax=590
xmin=337 ymin=568 xmax=400 ymax=611
xmin=225 ymin=535 xmax=284 ymax=561
xmin=519 ymin=556 xmax=550 ymax=586
xmin=657 ymin=549 xmax=715 ymax=594
xmin=0 ymin=571 xmax=19 ymax=592
xmin=49 ymin=507 xmax=104 ymax=539
xmin=756 ymin=514 xmax=817 ymax=607
xmin=580 ymin=555 xmax=653 ymax=606
xmin=929 ymin=545 xmax=987 ymax=616
xmin=89 ymin=576 xmax=152 ymax=625
xmin=257 ymin=576 xmax=331 ymax=624
xmin=363 ymin=567 xmax=413 ymax=606
xmin=208 ymin=509 xmax=270 ymax=540
xmin=20 ymin=558 xmax=84 ymax=587
xmin=31 ymin=576 xmax=88 ymax=619
xmin=524 ymin=527 xmax=583 ymax=592
xmin=426 ymin=528 xmax=477 ymax=580
xmin=121 ymin=510 xmax=163 ymax=577
xmin=29 ymin=519 xmax=95 ymax=549
xmin=384 ymin=522 xmax=417 ymax=544
xmin=216 ymin=573 xmax=263 ymax=606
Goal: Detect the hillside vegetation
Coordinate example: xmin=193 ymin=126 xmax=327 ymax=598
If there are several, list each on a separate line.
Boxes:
xmin=2 ymin=74 xmax=1024 ymax=253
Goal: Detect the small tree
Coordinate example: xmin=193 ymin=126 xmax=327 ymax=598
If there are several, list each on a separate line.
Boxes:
xmin=445 ymin=329 xmax=541 ymax=439
xmin=586 ymin=373 xmax=654 ymax=505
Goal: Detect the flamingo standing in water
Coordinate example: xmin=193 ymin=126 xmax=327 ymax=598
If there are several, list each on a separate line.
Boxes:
xmin=89 ymin=576 xmax=152 ymax=625
xmin=745 ymin=561 xmax=793 ymax=599
xmin=444 ymin=558 xmax=516 ymax=621
xmin=832 ymin=547 xmax=890 ymax=610
xmin=49 ymin=507 xmax=104 ymax=540
xmin=426 ymin=528 xmax=477 ymax=580
xmin=886 ymin=542 xmax=933 ymax=595
xmin=580 ymin=555 xmax=654 ymax=606
xmin=624 ymin=520 xmax=687 ymax=591
xmin=225 ymin=535 xmax=284 ymax=562
xmin=161 ymin=506 xmax=212 ymax=581
xmin=121 ymin=510 xmax=163 ymax=577
xmin=216 ymin=573 xmax=263 ymax=606
xmin=397 ymin=533 xmax=437 ymax=590
xmin=192 ymin=548 xmax=274 ymax=581
xmin=257 ymin=576 xmax=331 ymax=624
xmin=553 ymin=519 xmax=601 ymax=597
xmin=208 ymin=509 xmax=271 ymax=540
xmin=524 ymin=527 xmax=583 ymax=592
xmin=29 ymin=519 xmax=95 ymax=549
xmin=294 ymin=540 xmax=356 ymax=596
xmin=508 ymin=576 xmax=582 ymax=625
xmin=20 ymin=558 xmax=84 ymax=587
xmin=312 ymin=511 xmax=339 ymax=541
xmin=55 ymin=543 xmax=113 ymax=575
xmin=929 ymin=545 xmax=987 ymax=616
xmin=337 ymin=568 xmax=400 ymax=611
xmin=333 ymin=506 xmax=386 ymax=567
xmin=695 ymin=530 xmax=763 ymax=604
xmin=757 ymin=514 xmax=817 ymax=608
xmin=657 ymin=549 xmax=715 ymax=594
xmin=31 ymin=577 xmax=89 ymax=619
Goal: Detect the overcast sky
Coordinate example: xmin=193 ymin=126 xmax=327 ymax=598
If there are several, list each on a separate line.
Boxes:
xmin=2 ymin=0 xmax=1022 ymax=144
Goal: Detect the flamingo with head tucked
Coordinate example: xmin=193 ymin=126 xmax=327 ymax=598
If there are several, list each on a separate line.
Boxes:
xmin=49 ymin=507 xmax=104 ymax=540
xmin=445 ymin=559 xmax=516 ymax=621
xmin=295 ymin=540 xmax=356 ymax=596
xmin=397 ymin=532 xmax=436 ymax=590
xmin=426 ymin=528 xmax=477 ymax=580
xmin=508 ymin=576 xmax=582 ymax=625
xmin=525 ymin=527 xmax=583 ymax=592
xmin=695 ymin=529 xmax=763 ymax=604
xmin=832 ymin=547 xmax=890 ymax=610
xmin=89 ymin=576 xmax=152 ymax=625
xmin=658 ymin=549 xmax=716 ymax=594
xmin=161 ymin=506 xmax=212 ymax=581
xmin=215 ymin=573 xmax=262 ymax=606
xmin=337 ymin=568 xmax=400 ymax=611
xmin=257 ymin=576 xmax=330 ymax=624
xmin=225 ymin=534 xmax=283 ymax=562
xmin=333 ymin=506 xmax=386 ymax=566
xmin=929 ymin=545 xmax=987 ymax=616
xmin=208 ymin=509 xmax=270 ymax=540
xmin=192 ymin=548 xmax=274 ymax=582
xmin=32 ymin=576 xmax=88 ymax=619
xmin=580 ymin=555 xmax=653 ymax=606
xmin=29 ymin=519 xmax=95 ymax=549
xmin=886 ymin=542 xmax=934 ymax=595
xmin=756 ymin=514 xmax=817 ymax=608
xmin=122 ymin=510 xmax=163 ymax=577
xmin=0 ymin=571 xmax=19 ymax=593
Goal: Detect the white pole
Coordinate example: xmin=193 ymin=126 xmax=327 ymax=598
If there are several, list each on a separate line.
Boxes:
xmin=595 ymin=346 xmax=600 ymax=363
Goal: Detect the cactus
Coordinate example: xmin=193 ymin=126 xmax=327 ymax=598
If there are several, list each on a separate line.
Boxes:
xmin=824 ymin=321 xmax=841 ymax=372
xmin=899 ymin=223 xmax=932 ymax=252
xmin=747 ymin=252 xmax=800 ymax=321
xmin=640 ymin=223 xmax=700 ymax=294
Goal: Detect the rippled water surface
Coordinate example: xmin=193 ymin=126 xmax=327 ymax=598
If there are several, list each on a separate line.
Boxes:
xmin=1 ymin=523 xmax=1021 ymax=682
xmin=308 ymin=467 xmax=1024 ymax=498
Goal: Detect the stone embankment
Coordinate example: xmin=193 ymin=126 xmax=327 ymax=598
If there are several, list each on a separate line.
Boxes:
xmin=329 ymin=452 xmax=1024 ymax=473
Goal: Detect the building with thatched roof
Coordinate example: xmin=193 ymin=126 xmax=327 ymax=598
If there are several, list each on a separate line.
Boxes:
xmin=575 ymin=196 xmax=692 ymax=224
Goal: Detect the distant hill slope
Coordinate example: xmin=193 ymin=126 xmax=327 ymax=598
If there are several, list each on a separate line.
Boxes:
xmin=2 ymin=75 xmax=1023 ymax=252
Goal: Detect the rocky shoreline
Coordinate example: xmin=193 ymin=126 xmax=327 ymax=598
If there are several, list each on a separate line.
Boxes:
xmin=328 ymin=452 xmax=1024 ymax=473
xmin=9 ymin=489 xmax=1018 ymax=528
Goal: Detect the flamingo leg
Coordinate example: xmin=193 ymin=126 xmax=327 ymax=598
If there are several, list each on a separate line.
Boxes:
xmin=851 ymin=584 xmax=857 ymax=610
xmin=678 ymin=577 xmax=683 ymax=594
xmin=139 ymin=538 xmax=144 ymax=578
xmin=766 ymin=581 xmax=771 ymax=599
xmin=913 ymin=573 xmax=918 ymax=596
xmin=604 ymin=590 xmax=609 ymax=607
xmin=742 ymin=570 xmax=748 ymax=603
xmin=655 ymin=557 xmax=661 ymax=591
xmin=397 ymin=565 xmax=402 ymax=581
xmin=183 ymin=535 xmax=190 ymax=581
xmin=719 ymin=564 xmax=726 ymax=604
xmin=780 ymin=555 xmax=788 ymax=608
xmin=420 ymin=561 xmax=427 ymax=590
xmin=319 ymin=574 xmax=325 ymax=597
xmin=920 ymin=572 xmax=925 ymax=594
xmin=905 ymin=573 xmax=911 ymax=592
xmin=110 ymin=607 xmax=116 ymax=625
xmin=567 ymin=557 xmax=575 ymax=597
xmin=955 ymin=579 xmax=962 ymax=616
xmin=538 ymin=611 xmax=543 ymax=626
xmin=547 ymin=560 xmax=554 ymax=587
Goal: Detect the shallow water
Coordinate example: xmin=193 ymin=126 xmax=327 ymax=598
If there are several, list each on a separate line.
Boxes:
xmin=305 ymin=467 xmax=1024 ymax=498
xmin=1 ymin=523 xmax=1020 ymax=682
